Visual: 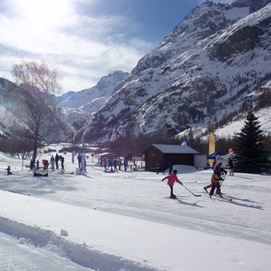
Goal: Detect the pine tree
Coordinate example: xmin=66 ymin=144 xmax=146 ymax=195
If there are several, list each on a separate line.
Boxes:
xmin=234 ymin=111 xmax=268 ymax=173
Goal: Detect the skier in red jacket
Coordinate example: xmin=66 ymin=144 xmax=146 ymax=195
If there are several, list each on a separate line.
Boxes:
xmin=162 ymin=170 xmax=183 ymax=198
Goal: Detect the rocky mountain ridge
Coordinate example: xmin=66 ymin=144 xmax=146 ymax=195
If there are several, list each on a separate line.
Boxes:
xmin=58 ymin=71 xmax=129 ymax=130
xmin=75 ymin=0 xmax=271 ymax=143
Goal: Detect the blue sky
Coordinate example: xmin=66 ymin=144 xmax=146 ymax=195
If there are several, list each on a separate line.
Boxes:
xmin=0 ymin=0 xmax=233 ymax=93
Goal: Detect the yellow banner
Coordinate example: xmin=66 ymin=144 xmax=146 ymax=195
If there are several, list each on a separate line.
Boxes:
xmin=209 ymin=132 xmax=215 ymax=155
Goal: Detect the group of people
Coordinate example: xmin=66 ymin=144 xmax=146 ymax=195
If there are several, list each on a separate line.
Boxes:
xmin=161 ymin=158 xmax=234 ymax=199
xmin=205 ymin=158 xmax=234 ymax=197
xmin=101 ymin=157 xmax=121 ymax=172
xmin=35 ymin=154 xmax=65 ymax=170
xmin=204 ymin=162 xmax=226 ymax=197
xmin=100 ymin=156 xmax=137 ymax=172
xmin=54 ymin=154 xmax=65 ymax=170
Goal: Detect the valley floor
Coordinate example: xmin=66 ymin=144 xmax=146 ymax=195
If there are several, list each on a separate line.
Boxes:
xmin=0 ymin=148 xmax=271 ymax=271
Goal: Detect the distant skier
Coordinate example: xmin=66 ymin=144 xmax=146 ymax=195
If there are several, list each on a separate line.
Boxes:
xmin=50 ymin=156 xmax=55 ymax=169
xmin=30 ymin=159 xmax=34 ymax=170
xmin=55 ymin=153 xmax=60 ymax=169
xmin=162 ymin=169 xmax=183 ymax=198
xmin=168 ymin=162 xmax=173 ymax=174
xmin=124 ymin=158 xmax=128 ymax=171
xmin=77 ymin=153 xmax=81 ymax=169
xmin=60 ymin=155 xmax=65 ymax=170
xmin=5 ymin=166 xmax=12 ymax=175
xmin=228 ymin=158 xmax=234 ymax=176
xmin=156 ymin=162 xmax=161 ymax=174
xmin=42 ymin=159 xmax=49 ymax=169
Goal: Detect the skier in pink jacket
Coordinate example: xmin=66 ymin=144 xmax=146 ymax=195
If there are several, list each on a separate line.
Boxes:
xmin=162 ymin=170 xmax=183 ymax=198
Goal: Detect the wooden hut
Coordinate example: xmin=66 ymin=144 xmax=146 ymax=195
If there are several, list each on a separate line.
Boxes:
xmin=143 ymin=144 xmax=199 ymax=172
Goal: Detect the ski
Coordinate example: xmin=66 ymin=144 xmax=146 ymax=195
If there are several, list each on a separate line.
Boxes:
xmin=164 ymin=196 xmax=178 ymax=200
xmin=6 ymin=190 xmax=31 ymax=196
xmin=210 ymin=194 xmax=233 ymax=202
xmin=218 ymin=194 xmax=233 ymax=202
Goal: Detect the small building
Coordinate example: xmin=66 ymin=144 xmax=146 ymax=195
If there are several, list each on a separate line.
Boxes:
xmin=143 ymin=144 xmax=199 ymax=172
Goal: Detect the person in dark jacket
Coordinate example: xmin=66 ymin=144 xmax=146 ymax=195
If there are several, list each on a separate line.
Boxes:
xmin=168 ymin=162 xmax=173 ymax=174
xmin=77 ymin=153 xmax=81 ymax=169
xmin=55 ymin=154 xmax=60 ymax=169
xmin=156 ymin=162 xmax=161 ymax=174
xmin=228 ymin=158 xmax=234 ymax=176
xmin=60 ymin=155 xmax=65 ymax=170
xmin=6 ymin=166 xmax=12 ymax=175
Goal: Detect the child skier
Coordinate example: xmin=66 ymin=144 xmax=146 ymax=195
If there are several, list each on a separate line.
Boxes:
xmin=209 ymin=171 xmax=222 ymax=197
xmin=203 ymin=162 xmax=226 ymax=193
xmin=162 ymin=169 xmax=183 ymax=198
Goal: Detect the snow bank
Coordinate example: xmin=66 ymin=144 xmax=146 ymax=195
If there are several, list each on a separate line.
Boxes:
xmin=0 ymin=212 xmax=158 ymax=271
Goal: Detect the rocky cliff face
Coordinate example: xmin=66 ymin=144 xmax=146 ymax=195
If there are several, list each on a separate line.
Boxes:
xmin=75 ymin=0 xmax=271 ymax=143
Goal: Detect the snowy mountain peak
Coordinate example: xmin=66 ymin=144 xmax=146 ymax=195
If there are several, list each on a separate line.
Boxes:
xmin=56 ymin=70 xmax=129 ymax=131
xmin=58 ymin=70 xmax=129 ymax=109
xmin=75 ymin=0 xmax=271 ymax=143
xmin=97 ymin=70 xmax=130 ymax=92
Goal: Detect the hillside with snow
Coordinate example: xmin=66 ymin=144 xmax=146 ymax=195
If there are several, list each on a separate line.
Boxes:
xmin=214 ymin=107 xmax=271 ymax=138
xmin=0 ymin=77 xmax=74 ymax=142
xmin=58 ymin=71 xmax=129 ymax=130
xmin=0 ymin=70 xmax=128 ymax=139
xmin=0 ymin=147 xmax=271 ymax=270
xmin=59 ymin=71 xmax=129 ymax=110
xmin=75 ymin=0 xmax=271 ymax=143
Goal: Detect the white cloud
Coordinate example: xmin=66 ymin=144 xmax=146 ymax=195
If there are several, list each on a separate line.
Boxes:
xmin=0 ymin=5 xmax=154 ymax=93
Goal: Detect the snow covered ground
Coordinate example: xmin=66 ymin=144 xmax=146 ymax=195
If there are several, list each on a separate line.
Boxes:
xmin=0 ymin=146 xmax=271 ymax=271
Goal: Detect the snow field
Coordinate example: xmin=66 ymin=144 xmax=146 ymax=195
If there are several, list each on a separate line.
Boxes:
xmin=0 ymin=149 xmax=271 ymax=270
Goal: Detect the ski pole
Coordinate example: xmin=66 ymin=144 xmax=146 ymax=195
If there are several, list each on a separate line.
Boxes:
xmin=181 ymin=183 xmax=201 ymax=197
xmin=220 ymin=173 xmax=226 ymax=188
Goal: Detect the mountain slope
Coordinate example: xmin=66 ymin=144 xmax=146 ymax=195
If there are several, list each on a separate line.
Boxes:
xmin=59 ymin=71 xmax=129 ymax=110
xmin=57 ymin=71 xmax=129 ymax=130
xmin=0 ymin=78 xmax=74 ymax=142
xmin=76 ymin=0 xmax=271 ymax=143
